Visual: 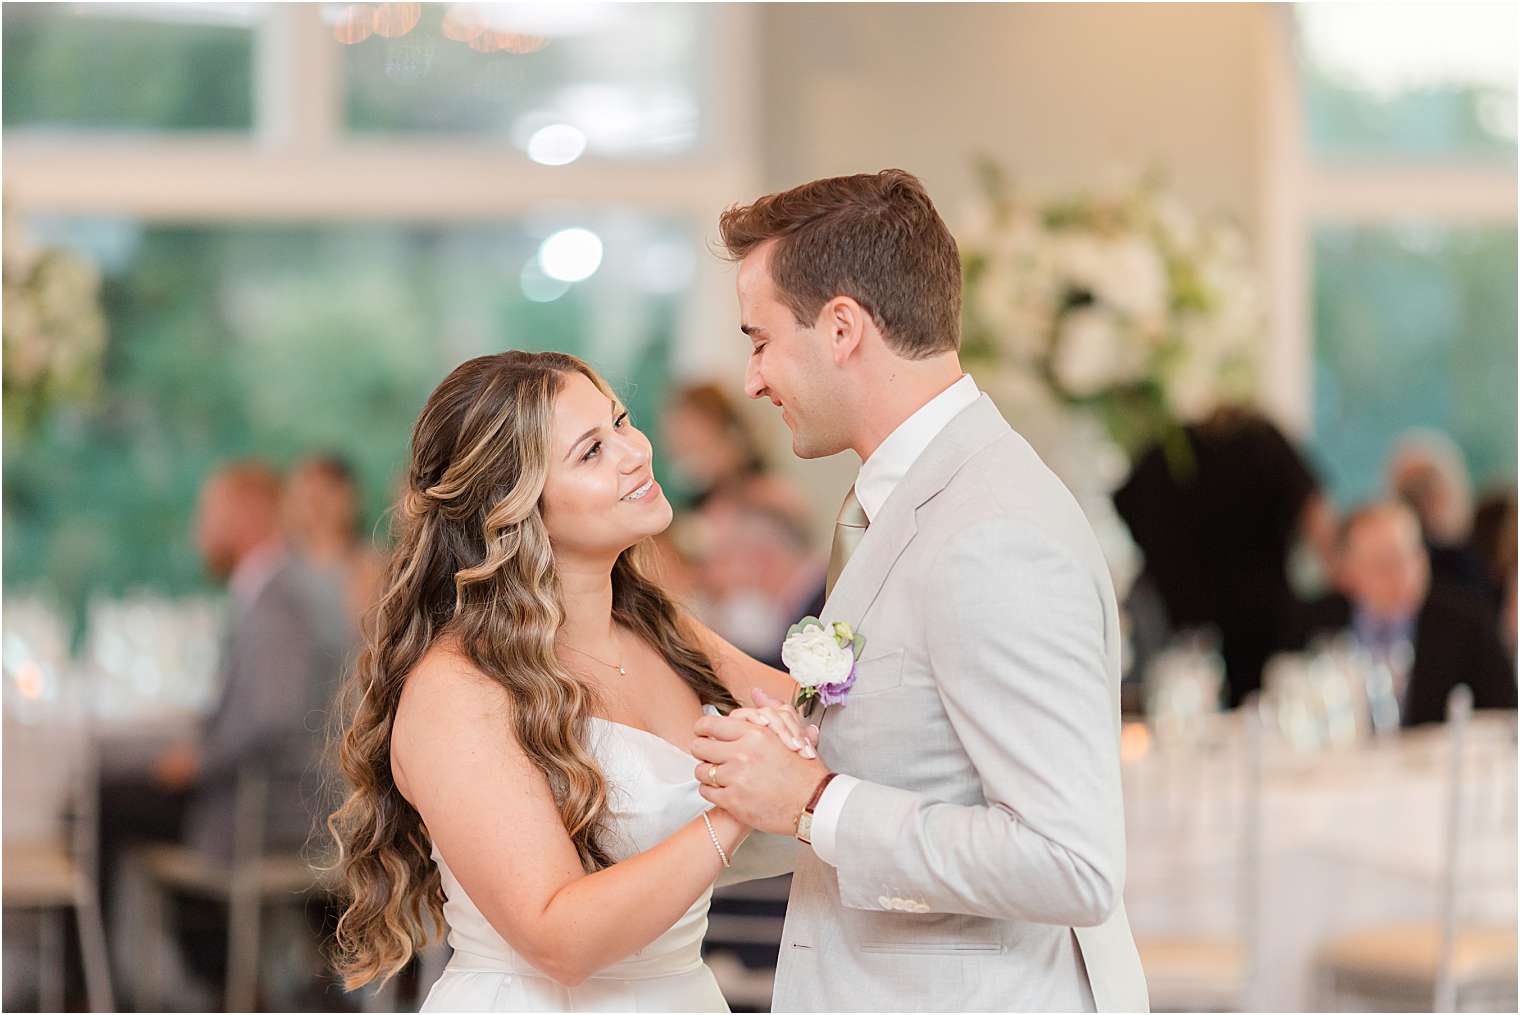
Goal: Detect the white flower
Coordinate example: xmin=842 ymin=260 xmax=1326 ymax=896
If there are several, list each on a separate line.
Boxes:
xmin=956 ymin=166 xmax=1263 ymax=452
xmin=1165 ymin=313 xmax=1228 ymax=420
xmin=1052 ymin=231 xmax=1108 ymax=296
xmin=1052 ymin=306 xmax=1143 ymax=397
xmin=1099 ymin=234 xmax=1169 ymax=321
xmin=974 ymin=257 xmax=1055 ymax=364
xmin=1051 ymin=230 xmax=1167 ymax=322
xmin=781 ymin=624 xmax=855 ymax=688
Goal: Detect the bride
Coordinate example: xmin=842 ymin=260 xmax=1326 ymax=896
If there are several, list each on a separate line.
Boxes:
xmin=327 ymin=351 xmax=816 ymax=1011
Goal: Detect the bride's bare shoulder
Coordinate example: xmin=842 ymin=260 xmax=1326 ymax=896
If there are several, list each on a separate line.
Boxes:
xmin=391 ymin=637 xmax=520 ymax=798
xmin=396 ymin=637 xmax=511 ymax=729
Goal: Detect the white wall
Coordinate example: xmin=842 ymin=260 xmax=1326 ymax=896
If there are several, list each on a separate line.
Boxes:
xmin=757 ymin=3 xmax=1269 ymax=231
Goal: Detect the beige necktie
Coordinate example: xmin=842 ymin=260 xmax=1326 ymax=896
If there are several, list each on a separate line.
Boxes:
xmin=826 ymin=485 xmax=870 ymax=598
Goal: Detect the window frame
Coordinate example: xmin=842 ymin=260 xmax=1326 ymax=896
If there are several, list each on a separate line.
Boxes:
xmin=3 ymin=3 xmax=761 ymax=379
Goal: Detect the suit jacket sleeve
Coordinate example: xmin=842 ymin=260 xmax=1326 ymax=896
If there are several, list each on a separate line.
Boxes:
xmin=830 ymin=518 xmax=1125 ymax=927
xmin=199 ymin=586 xmax=321 ymax=785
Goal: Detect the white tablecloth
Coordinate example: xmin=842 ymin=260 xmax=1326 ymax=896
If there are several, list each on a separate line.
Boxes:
xmin=1123 ymin=721 xmax=1516 ymax=1010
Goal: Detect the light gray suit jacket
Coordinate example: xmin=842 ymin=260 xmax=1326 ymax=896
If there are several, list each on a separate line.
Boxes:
xmin=771 ymin=395 xmax=1149 ymax=1012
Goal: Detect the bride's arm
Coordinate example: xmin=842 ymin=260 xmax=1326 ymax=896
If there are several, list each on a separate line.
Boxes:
xmin=684 ymin=613 xmax=799 ymax=709
xmin=391 ymin=653 xmax=747 ymax=988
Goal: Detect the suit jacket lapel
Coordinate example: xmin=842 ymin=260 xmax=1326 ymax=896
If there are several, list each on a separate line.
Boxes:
xmin=822 ymin=395 xmax=1011 ymax=631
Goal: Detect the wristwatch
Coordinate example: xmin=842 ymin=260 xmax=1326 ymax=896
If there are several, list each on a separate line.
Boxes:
xmin=795 ymin=771 xmax=839 ymax=845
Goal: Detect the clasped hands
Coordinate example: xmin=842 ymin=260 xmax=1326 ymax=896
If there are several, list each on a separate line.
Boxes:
xmin=691 ymin=687 xmax=831 ymax=836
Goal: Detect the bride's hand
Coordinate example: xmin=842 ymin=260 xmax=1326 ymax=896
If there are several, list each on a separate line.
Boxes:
xmin=731 ymin=695 xmax=819 ymax=759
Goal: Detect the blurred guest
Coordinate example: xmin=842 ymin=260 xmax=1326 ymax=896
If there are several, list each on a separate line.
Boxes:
xmin=1387 ymin=429 xmax=1493 ymax=606
xmin=1469 ymin=487 xmax=1517 ymax=636
xmin=1308 ymin=501 xmax=1516 ymax=726
xmin=647 ymin=529 xmax=704 ymax=608
xmin=697 ymin=474 xmax=826 ymax=668
xmin=1504 ymin=576 xmax=1518 ymax=657
xmin=660 ymin=381 xmax=767 ymax=509
xmin=1114 ymin=405 xmax=1336 ymax=707
xmin=284 ymin=452 xmax=385 ymax=637
xmin=99 ymin=461 xmax=350 ymax=985
xmin=182 ymin=460 xmax=351 ymax=855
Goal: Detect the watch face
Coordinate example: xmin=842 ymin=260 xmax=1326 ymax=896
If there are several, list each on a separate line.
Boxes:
xmin=796 ymin=811 xmax=814 ymax=844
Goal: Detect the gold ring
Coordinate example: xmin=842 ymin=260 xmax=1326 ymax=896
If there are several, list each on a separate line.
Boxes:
xmin=707 ymin=764 xmax=721 ymax=788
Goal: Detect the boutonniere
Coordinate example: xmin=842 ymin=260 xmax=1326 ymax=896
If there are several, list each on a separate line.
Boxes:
xmin=781 ymin=616 xmax=866 ymax=713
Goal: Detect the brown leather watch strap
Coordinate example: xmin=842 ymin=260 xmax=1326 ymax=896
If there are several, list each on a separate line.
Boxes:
xmin=804 ymin=771 xmax=839 ymax=815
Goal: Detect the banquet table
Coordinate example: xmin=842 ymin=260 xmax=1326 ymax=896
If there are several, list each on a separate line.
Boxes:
xmin=1121 ymin=718 xmax=1517 ymax=1011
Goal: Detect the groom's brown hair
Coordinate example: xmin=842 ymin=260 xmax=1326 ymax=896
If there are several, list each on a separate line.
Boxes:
xmin=718 ymin=169 xmax=961 ymax=360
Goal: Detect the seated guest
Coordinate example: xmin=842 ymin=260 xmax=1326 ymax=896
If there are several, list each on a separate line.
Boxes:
xmin=1308 ymin=501 xmax=1516 ymax=726
xmin=696 ymin=474 xmax=826 ymax=669
xmin=99 ymin=461 xmax=350 ymax=985
xmin=284 ymin=451 xmax=385 ymax=638
xmin=1387 ymin=430 xmax=1495 ymax=608
xmin=173 ymin=460 xmax=351 ymax=860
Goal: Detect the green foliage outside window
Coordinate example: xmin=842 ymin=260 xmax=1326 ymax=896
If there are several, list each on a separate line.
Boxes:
xmin=1312 ymin=224 xmax=1517 ymax=505
xmin=2 ymin=6 xmax=257 ymax=131
xmin=2 ymin=220 xmax=684 ymax=639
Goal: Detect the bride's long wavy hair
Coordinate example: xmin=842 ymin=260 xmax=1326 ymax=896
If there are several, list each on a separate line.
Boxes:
xmin=325 ymin=351 xmax=736 ymax=991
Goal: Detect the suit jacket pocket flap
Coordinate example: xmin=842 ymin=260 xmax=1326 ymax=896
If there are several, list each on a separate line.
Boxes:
xmin=846 ymin=648 xmax=905 ymax=697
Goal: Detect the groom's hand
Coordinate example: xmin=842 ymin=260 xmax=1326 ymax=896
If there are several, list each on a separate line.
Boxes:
xmin=692 ymin=713 xmax=828 ymax=836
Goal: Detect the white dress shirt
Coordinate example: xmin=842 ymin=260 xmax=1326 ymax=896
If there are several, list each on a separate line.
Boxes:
xmin=807 ymin=373 xmax=981 ymax=864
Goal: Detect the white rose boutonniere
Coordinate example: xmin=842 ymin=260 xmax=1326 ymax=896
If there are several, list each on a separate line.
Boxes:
xmin=781 ymin=617 xmax=865 ymax=712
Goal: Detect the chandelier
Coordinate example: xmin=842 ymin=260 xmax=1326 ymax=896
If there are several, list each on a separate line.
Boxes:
xmin=327 ymin=3 xmax=550 ymax=54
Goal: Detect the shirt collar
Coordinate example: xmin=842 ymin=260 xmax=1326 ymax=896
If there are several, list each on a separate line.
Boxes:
xmin=854 ymin=373 xmax=980 ymax=523
xmin=229 ymin=538 xmax=287 ymax=609
xmin=1351 ymin=605 xmax=1416 ymax=652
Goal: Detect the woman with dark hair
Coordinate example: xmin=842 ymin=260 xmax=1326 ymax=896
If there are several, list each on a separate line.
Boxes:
xmin=327 ymin=352 xmax=810 ymax=1010
xmin=1114 ymin=405 xmax=1336 ymax=706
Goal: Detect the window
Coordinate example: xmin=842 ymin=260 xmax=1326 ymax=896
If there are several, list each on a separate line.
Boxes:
xmin=1266 ymin=3 xmax=1517 ymax=506
xmin=343 ymin=4 xmax=707 ymax=159
xmin=1312 ymin=224 xmax=1517 ymax=502
xmin=1297 ymin=3 xmax=1515 ymax=162
xmin=2 ymin=4 xmax=756 ymax=620
xmin=5 ymin=216 xmax=691 ymax=604
xmin=2 ymin=3 xmax=262 ymax=132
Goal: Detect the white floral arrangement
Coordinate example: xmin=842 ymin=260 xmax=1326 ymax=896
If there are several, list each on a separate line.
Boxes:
xmin=2 ymin=217 xmax=108 ymax=434
xmin=958 ymin=162 xmax=1260 ymax=460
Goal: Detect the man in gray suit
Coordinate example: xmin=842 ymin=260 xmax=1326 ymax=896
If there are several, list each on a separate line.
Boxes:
xmin=174 ymin=461 xmax=350 ymax=861
xmin=692 ymin=171 xmax=1149 ymax=1011
xmin=101 ymin=461 xmax=349 ymax=986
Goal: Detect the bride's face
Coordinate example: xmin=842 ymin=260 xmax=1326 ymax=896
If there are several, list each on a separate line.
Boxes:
xmin=540 ymin=371 xmax=672 ymax=560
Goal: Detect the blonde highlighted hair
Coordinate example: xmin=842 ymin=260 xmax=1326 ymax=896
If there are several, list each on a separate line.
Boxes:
xmin=325 ymin=351 xmax=735 ymax=989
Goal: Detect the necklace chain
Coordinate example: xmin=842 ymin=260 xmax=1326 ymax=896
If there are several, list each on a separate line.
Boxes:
xmin=561 ymin=633 xmax=626 ymax=676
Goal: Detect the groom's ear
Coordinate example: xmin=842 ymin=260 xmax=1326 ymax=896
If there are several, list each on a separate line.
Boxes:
xmin=824 ymin=296 xmax=868 ymax=367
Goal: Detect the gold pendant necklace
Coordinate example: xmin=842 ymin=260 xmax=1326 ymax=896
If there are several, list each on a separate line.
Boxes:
xmin=562 ymin=633 xmax=626 ymax=676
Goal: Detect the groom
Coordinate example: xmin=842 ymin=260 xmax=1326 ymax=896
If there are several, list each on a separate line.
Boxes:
xmin=691 ymin=170 xmax=1149 ymax=1012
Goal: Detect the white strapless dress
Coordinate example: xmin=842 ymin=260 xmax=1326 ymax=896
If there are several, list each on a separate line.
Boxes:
xmin=421 ymin=706 xmax=797 ymax=1012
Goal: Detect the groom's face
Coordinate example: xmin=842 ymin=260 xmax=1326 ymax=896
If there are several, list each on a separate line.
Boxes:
xmin=736 ymin=243 xmax=848 ymax=460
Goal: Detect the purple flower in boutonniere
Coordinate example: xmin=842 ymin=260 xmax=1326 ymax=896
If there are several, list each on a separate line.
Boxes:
xmin=781 ymin=617 xmax=866 ymax=713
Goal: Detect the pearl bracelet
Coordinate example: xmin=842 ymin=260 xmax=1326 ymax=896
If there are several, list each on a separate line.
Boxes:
xmin=701 ymin=811 xmax=731 ymax=868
